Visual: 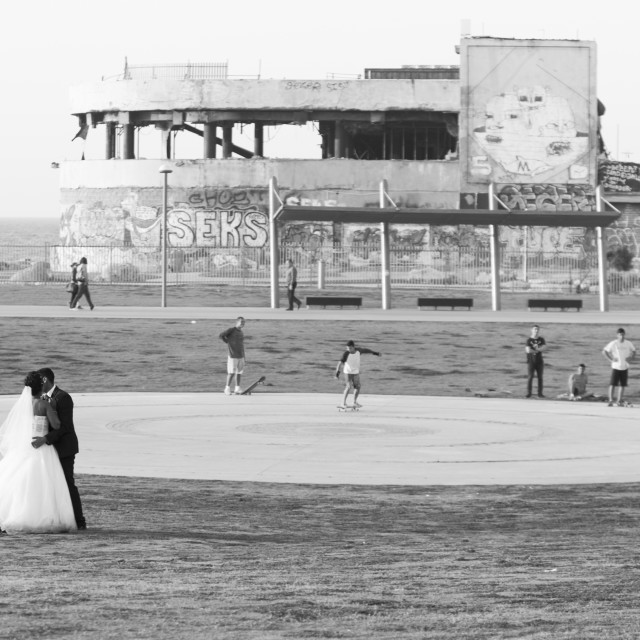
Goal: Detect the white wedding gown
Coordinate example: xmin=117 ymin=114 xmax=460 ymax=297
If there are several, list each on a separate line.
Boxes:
xmin=0 ymin=387 xmax=77 ymax=534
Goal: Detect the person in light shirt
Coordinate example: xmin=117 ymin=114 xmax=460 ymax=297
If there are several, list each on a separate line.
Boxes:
xmin=335 ymin=340 xmax=381 ymax=409
xmin=602 ymin=328 xmax=636 ymax=407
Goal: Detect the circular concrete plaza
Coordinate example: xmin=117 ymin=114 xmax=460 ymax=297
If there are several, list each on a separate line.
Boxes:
xmin=1 ymin=392 xmax=636 ymax=485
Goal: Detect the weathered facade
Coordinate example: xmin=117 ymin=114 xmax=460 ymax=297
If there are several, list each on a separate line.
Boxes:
xmin=60 ymin=39 xmax=640 ymax=267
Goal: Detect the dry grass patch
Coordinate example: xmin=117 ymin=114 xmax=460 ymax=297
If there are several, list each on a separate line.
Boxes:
xmin=2 ymin=477 xmax=640 ymax=639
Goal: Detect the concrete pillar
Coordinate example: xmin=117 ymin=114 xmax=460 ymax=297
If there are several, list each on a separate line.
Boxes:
xmin=203 ymin=123 xmax=217 ymax=158
xmin=379 ymin=180 xmax=391 ymax=310
xmin=254 ymin=124 xmax=264 ymax=157
xmin=596 ymin=186 xmax=609 ymax=312
xmin=334 ymin=121 xmax=344 ymax=158
xmin=160 ymin=128 xmax=171 ymax=160
xmin=105 ymin=122 xmax=116 ymax=159
xmin=222 ymin=124 xmax=233 ymax=158
xmin=325 ymin=123 xmax=335 ymax=158
xmin=122 ymin=124 xmax=135 ymax=159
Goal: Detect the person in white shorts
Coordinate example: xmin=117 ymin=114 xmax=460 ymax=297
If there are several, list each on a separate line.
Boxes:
xmin=335 ymin=340 xmax=381 ymax=409
xmin=602 ymin=327 xmax=636 ymax=406
xmin=219 ymin=317 xmax=245 ymax=395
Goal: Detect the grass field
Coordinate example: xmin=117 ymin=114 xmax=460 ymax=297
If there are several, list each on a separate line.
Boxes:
xmin=2 ymin=285 xmax=640 ymax=639
xmin=3 ymin=477 xmax=640 ymax=639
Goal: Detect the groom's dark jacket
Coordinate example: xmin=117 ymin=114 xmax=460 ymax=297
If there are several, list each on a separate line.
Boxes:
xmin=44 ymin=386 xmax=79 ymax=458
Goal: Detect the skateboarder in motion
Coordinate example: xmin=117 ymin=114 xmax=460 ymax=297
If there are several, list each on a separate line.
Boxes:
xmin=335 ymin=340 xmax=381 ymax=409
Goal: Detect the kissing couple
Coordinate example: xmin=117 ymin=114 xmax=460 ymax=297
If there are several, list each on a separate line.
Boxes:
xmin=0 ymin=368 xmax=86 ymax=534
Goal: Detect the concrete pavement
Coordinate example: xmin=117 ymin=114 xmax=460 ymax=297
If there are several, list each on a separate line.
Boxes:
xmin=1 ymin=391 xmax=637 ymax=486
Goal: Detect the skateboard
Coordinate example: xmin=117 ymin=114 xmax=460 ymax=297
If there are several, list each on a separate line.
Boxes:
xmin=337 ymin=405 xmax=361 ymax=412
xmin=240 ymin=376 xmax=266 ymax=395
xmin=609 ymin=400 xmax=634 ymax=408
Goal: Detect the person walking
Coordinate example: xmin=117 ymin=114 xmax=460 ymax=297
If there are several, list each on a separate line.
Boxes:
xmin=603 ymin=328 xmax=636 ymax=406
xmin=31 ymin=367 xmax=87 ymax=530
xmin=335 ymin=340 xmax=381 ymax=409
xmin=285 ymin=258 xmax=302 ymax=311
xmin=220 ymin=317 xmax=246 ymax=395
xmin=70 ymin=257 xmax=95 ymax=310
xmin=67 ymin=262 xmax=79 ymax=309
xmin=525 ymin=324 xmax=546 ymax=398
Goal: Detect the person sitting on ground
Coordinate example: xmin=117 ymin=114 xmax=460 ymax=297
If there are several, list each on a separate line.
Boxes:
xmin=568 ymin=364 xmax=590 ymax=400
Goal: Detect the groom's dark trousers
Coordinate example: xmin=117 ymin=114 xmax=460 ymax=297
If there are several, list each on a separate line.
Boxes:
xmin=45 ymin=386 xmax=86 ymax=528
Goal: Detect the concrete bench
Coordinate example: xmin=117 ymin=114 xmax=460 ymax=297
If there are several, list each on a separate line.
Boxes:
xmin=417 ymin=297 xmax=474 ymax=310
xmin=306 ymin=296 xmax=362 ymax=309
xmin=528 ymin=299 xmax=583 ymax=311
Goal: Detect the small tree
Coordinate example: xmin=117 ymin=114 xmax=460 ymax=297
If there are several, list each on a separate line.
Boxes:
xmin=607 ymin=246 xmax=634 ymax=272
xmin=607 ymin=246 xmax=635 ymax=293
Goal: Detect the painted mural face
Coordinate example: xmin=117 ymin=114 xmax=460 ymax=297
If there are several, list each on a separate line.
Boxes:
xmin=473 ymin=86 xmax=588 ymax=180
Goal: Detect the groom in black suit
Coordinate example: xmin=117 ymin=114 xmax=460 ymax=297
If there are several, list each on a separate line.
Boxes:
xmin=31 ymin=367 xmax=86 ymax=530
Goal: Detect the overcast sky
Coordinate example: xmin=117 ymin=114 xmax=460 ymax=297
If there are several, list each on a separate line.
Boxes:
xmin=2 ymin=0 xmax=638 ymax=219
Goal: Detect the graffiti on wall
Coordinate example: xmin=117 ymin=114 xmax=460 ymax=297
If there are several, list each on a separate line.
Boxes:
xmin=606 ymin=213 xmax=640 ymax=256
xmin=61 ymin=188 xmax=457 ymax=249
xmin=61 ymin=189 xmax=270 ymax=249
xmin=599 ymin=161 xmax=640 ymax=193
xmin=496 ymin=184 xmax=597 ymax=211
xmin=59 ymin=185 xmax=640 ymax=260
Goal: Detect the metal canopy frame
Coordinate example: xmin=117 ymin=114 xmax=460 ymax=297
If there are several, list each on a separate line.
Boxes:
xmin=268 ymin=179 xmax=621 ymax=312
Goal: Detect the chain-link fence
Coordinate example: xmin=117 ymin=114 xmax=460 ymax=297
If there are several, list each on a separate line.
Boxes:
xmin=0 ymin=244 xmax=636 ymax=293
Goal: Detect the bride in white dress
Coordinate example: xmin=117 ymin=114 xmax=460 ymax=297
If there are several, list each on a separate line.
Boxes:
xmin=0 ymin=371 xmax=77 ymax=534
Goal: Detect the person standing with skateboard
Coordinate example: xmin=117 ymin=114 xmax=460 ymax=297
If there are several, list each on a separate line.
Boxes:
xmin=335 ymin=340 xmax=381 ymax=409
xmin=220 ymin=317 xmax=245 ymax=395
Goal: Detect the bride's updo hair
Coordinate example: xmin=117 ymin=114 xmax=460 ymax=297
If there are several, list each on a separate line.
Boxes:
xmin=24 ymin=371 xmax=44 ymax=397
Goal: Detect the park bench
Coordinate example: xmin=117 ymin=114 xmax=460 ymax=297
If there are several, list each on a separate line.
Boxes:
xmin=417 ymin=297 xmax=474 ymax=310
xmin=306 ymin=296 xmax=362 ymax=309
xmin=528 ymin=299 xmax=582 ymax=311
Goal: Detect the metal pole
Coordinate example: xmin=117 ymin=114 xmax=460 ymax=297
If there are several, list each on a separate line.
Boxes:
xmin=488 ymin=183 xmax=502 ymax=311
xmin=380 ymin=180 xmax=391 ymax=310
xmin=159 ymin=165 xmax=173 ymax=307
xmin=269 ymin=177 xmax=280 ymax=308
xmin=523 ymin=227 xmax=528 ymax=282
xmin=596 ymin=185 xmax=609 ymax=312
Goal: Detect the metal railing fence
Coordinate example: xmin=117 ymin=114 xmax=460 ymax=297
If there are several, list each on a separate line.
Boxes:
xmin=0 ymin=244 xmax=635 ymax=293
xmin=122 ymin=62 xmax=228 ymax=81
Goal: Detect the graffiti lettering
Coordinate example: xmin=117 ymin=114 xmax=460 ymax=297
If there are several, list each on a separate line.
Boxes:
xmin=284 ymin=80 xmax=322 ymax=91
xmin=197 ymin=209 xmax=268 ymax=248
xmin=285 ymin=193 xmax=339 ymax=207
xmin=187 ymin=189 xmax=258 ymax=209
xmin=327 ymin=81 xmax=349 ymax=91
xmin=599 ymin=161 xmax=640 ymax=193
xmin=167 ymin=209 xmax=196 ymax=247
xmin=497 ymin=184 xmax=596 ymax=212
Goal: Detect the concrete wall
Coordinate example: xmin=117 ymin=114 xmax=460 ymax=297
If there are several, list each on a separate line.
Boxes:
xmin=60 ymin=159 xmax=460 ymax=249
xmin=70 ymin=79 xmax=460 ymax=115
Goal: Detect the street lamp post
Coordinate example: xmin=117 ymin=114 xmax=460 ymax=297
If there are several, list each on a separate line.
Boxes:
xmin=159 ymin=164 xmax=173 ymax=307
